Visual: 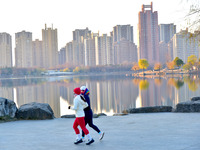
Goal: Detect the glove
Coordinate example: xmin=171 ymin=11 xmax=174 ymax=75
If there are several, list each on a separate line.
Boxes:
xmin=68 ymin=106 xmax=71 ymax=109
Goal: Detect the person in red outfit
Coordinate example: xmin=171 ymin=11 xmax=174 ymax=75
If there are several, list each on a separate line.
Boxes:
xmin=68 ymin=87 xmax=94 ymax=145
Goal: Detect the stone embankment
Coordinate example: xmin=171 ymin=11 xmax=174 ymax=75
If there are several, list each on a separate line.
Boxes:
xmin=1 ymin=96 xmax=200 ymax=123
xmin=175 ymin=97 xmax=200 ymax=112
xmin=123 ymin=106 xmax=173 ymax=113
xmin=123 ymin=97 xmax=200 ymax=114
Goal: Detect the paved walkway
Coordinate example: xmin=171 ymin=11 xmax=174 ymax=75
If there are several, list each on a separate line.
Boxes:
xmin=0 ymin=113 xmax=200 ymax=150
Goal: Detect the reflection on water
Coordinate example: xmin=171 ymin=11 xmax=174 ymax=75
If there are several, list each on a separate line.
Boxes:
xmin=0 ymin=75 xmax=200 ymax=117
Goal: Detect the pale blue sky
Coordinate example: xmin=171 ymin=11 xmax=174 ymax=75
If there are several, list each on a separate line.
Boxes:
xmin=0 ymin=0 xmax=195 ymax=50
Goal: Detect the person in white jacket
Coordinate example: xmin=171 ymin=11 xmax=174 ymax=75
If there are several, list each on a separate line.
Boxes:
xmin=68 ymin=87 xmax=94 ymax=145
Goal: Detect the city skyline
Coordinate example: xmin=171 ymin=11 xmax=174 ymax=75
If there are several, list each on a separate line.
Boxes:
xmin=0 ymin=0 xmax=199 ymax=69
xmin=0 ymin=0 xmax=193 ymax=50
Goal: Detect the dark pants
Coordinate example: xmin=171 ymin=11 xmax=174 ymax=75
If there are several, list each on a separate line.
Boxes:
xmin=82 ymin=109 xmax=100 ymax=137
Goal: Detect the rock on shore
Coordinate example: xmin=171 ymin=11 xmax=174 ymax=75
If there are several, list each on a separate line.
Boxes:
xmin=175 ymin=100 xmax=200 ymax=112
xmin=16 ymin=102 xmax=55 ymax=120
xmin=0 ymin=97 xmax=18 ymax=120
xmin=190 ymin=97 xmax=200 ymax=101
xmin=124 ymin=106 xmax=173 ymax=113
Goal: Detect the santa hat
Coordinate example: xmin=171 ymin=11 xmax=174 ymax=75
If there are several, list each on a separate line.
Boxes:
xmin=74 ymin=87 xmax=81 ymax=95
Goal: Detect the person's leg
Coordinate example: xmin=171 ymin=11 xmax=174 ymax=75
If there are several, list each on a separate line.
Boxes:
xmin=88 ymin=111 xmax=101 ymax=133
xmin=82 ymin=115 xmax=88 ymax=138
xmin=77 ymin=117 xmax=94 ymax=145
xmin=73 ymin=118 xmax=83 ymax=144
xmin=88 ymin=111 xmax=105 ymax=140
xmin=73 ymin=118 xmax=80 ymax=134
xmin=77 ymin=117 xmax=89 ymax=135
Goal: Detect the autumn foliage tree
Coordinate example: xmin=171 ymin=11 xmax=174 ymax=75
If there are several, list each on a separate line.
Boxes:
xmin=63 ymin=68 xmax=70 ymax=72
xmin=187 ymin=55 xmax=198 ymax=69
xmin=166 ymin=61 xmax=175 ymax=73
xmin=183 ymin=63 xmax=191 ymax=71
xmin=73 ymin=67 xmax=80 ymax=72
xmin=131 ymin=63 xmax=140 ymax=73
xmin=154 ymin=63 xmax=162 ymax=74
xmin=138 ymin=59 xmax=149 ymax=75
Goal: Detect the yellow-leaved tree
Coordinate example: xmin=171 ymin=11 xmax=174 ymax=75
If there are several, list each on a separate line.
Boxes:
xmin=138 ymin=59 xmax=149 ymax=75
xmin=187 ymin=55 xmax=198 ymax=70
xmin=63 ymin=68 xmax=70 ymax=72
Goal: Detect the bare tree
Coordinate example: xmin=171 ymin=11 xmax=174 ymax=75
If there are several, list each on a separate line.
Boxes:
xmin=184 ymin=0 xmax=200 ymax=31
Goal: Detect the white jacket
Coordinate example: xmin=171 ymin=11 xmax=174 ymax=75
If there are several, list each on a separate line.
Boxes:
xmin=71 ymin=95 xmax=88 ymax=117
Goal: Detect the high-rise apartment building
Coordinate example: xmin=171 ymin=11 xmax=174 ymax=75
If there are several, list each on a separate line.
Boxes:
xmin=114 ymin=38 xmax=138 ymax=64
xmin=0 ymin=33 xmax=12 ymax=67
xmin=58 ymin=47 xmax=66 ymax=65
xmin=138 ymin=2 xmax=159 ymax=64
xmin=159 ymin=24 xmax=176 ymax=43
xmin=72 ymin=41 xmax=84 ymax=66
xmin=65 ymin=42 xmax=73 ymax=66
xmin=159 ymin=41 xmax=168 ymax=63
xmin=42 ymin=24 xmax=58 ymax=69
xmin=32 ymin=39 xmax=43 ymax=68
xmin=95 ymin=34 xmax=113 ymax=65
xmin=15 ymin=31 xmax=32 ymax=68
xmin=112 ymin=24 xmax=137 ymax=65
xmin=72 ymin=28 xmax=91 ymax=66
xmin=159 ymin=23 xmax=176 ymax=63
xmin=84 ymin=33 xmax=98 ymax=66
xmin=106 ymin=36 xmax=114 ymax=65
xmin=113 ymin=25 xmax=134 ymax=43
xmin=167 ymin=39 xmax=174 ymax=62
xmin=95 ymin=36 xmax=102 ymax=66
xmin=73 ymin=27 xmax=91 ymax=43
xmin=172 ymin=29 xmax=199 ymax=63
xmin=194 ymin=30 xmax=200 ymax=59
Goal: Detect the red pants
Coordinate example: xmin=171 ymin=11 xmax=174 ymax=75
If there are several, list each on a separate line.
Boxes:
xmin=73 ymin=117 xmax=89 ymax=135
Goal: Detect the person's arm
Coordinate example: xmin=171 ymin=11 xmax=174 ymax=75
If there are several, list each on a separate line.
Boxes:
xmin=69 ymin=98 xmax=78 ymax=110
xmin=85 ymin=95 xmax=91 ymax=108
xmin=80 ymin=99 xmax=88 ymax=109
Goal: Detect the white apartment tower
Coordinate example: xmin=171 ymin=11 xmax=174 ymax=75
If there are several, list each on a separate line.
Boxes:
xmin=159 ymin=24 xmax=176 ymax=43
xmin=72 ymin=28 xmax=91 ymax=66
xmin=114 ymin=38 xmax=138 ymax=64
xmin=65 ymin=42 xmax=73 ymax=66
xmin=95 ymin=34 xmax=113 ymax=66
xmin=15 ymin=31 xmax=32 ymax=68
xmin=42 ymin=24 xmax=58 ymax=69
xmin=32 ymin=39 xmax=43 ymax=68
xmin=113 ymin=25 xmax=133 ymax=43
xmin=0 ymin=33 xmax=12 ymax=67
xmin=113 ymin=24 xmax=137 ymax=64
xmin=172 ymin=29 xmax=199 ymax=63
xmin=84 ymin=33 xmax=99 ymax=66
xmin=159 ymin=23 xmax=176 ymax=63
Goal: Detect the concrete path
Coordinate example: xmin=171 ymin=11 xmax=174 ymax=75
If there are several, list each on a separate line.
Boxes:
xmin=0 ymin=113 xmax=200 ymax=150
